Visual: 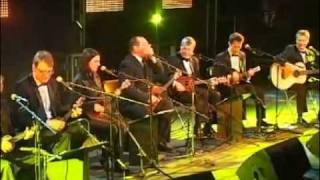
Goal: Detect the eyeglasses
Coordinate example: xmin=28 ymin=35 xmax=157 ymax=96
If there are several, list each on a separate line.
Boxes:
xmin=35 ymin=67 xmax=54 ymax=75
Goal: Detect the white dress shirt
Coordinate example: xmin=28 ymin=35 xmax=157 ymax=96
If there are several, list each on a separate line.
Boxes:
xmin=33 ymin=76 xmax=52 ymax=120
xmin=229 ymin=49 xmax=241 ymax=72
xmin=183 ymin=60 xmax=194 ymax=75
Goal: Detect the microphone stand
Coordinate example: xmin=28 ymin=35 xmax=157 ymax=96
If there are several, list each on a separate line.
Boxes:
xmin=100 ymin=66 xmax=127 ymax=178
xmin=12 ymin=99 xmax=56 ymax=180
xmin=64 ymin=77 xmax=171 ymax=178
xmin=156 ymin=55 xmax=212 ymax=156
xmin=248 ymin=48 xmax=282 ymax=131
xmin=246 ymin=47 xmax=302 ymax=133
xmin=120 ymin=62 xmax=173 ymax=178
xmin=67 ymin=82 xmax=149 ymax=107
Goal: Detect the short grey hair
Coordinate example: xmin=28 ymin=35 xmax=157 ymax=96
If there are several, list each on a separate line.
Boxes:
xmin=296 ymin=29 xmax=310 ymax=39
xmin=181 ymin=36 xmax=196 ymax=47
xmin=33 ymin=50 xmax=54 ymax=67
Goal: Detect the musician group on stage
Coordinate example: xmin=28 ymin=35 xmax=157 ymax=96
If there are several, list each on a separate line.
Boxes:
xmin=1 ymin=29 xmax=319 ymax=179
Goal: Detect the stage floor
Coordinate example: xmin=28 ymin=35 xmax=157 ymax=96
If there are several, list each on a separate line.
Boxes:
xmin=90 ymin=89 xmax=319 ymax=180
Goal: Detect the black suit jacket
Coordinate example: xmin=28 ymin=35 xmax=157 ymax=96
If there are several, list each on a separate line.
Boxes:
xmin=13 ymin=74 xmax=71 ymax=131
xmin=165 ymin=53 xmax=207 ymax=103
xmin=118 ymin=54 xmax=164 ymax=109
xmin=1 ymin=97 xmax=14 ymax=136
xmin=213 ymin=50 xmax=246 ymax=76
xmin=166 ymin=53 xmax=201 ymax=78
xmin=212 ymin=50 xmax=247 ymax=99
xmin=276 ymin=44 xmax=314 ymax=69
xmin=73 ymin=71 xmax=107 ymax=116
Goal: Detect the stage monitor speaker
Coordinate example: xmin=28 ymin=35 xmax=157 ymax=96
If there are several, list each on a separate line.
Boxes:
xmin=46 ymin=159 xmax=89 ymax=180
xmin=174 ymin=171 xmax=215 ymax=180
xmin=306 ymin=131 xmax=319 ymax=158
xmin=237 ymin=137 xmax=311 ymax=180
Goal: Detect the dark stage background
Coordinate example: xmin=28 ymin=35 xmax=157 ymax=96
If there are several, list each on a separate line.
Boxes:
xmin=1 ymin=0 xmax=319 ymax=93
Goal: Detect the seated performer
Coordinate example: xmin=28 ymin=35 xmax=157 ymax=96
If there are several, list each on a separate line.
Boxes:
xmin=166 ymin=36 xmax=221 ymax=138
xmin=213 ymin=32 xmax=271 ymax=129
xmin=73 ymin=48 xmax=130 ymax=129
xmin=1 ymin=74 xmax=35 ymax=180
xmin=276 ymin=29 xmax=319 ymax=126
xmin=12 ymin=50 xmax=91 ymax=158
xmin=118 ymin=36 xmax=176 ymax=152
xmin=1 ymin=74 xmax=17 ymax=180
xmin=72 ymin=48 xmax=130 ymax=171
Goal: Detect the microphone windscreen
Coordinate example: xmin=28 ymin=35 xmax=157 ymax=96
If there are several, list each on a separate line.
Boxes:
xmin=100 ymin=66 xmax=106 ymax=71
xmin=10 ymin=93 xmax=17 ymax=100
xmin=56 ymin=76 xmax=63 ymax=82
xmin=244 ymin=44 xmax=251 ymax=50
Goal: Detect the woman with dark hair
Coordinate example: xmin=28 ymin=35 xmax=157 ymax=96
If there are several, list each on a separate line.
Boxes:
xmin=73 ymin=48 xmax=130 ymax=173
xmin=74 ymin=48 xmax=130 ymax=127
xmin=76 ymin=48 xmax=106 ymax=116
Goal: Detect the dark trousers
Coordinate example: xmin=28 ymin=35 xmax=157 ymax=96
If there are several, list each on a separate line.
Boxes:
xmin=119 ymin=95 xmax=173 ymax=144
xmin=291 ymin=84 xmax=308 ymax=116
xmin=90 ymin=122 xmax=120 ymax=163
xmin=173 ymin=87 xmax=221 ymax=135
xmin=234 ymin=83 xmax=266 ymax=126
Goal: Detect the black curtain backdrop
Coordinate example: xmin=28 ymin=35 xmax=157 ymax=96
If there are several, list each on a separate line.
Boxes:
xmin=1 ymin=0 xmax=319 ymax=93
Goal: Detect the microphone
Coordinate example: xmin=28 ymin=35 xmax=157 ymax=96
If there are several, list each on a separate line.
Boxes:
xmin=196 ymin=54 xmax=215 ymax=62
xmin=244 ymin=44 xmax=258 ymax=54
xmin=74 ymin=20 xmax=83 ymax=29
xmin=68 ymin=118 xmax=88 ymax=126
xmin=116 ymin=159 xmax=128 ymax=170
xmin=308 ymin=46 xmax=320 ymax=56
xmin=56 ymin=76 xmax=73 ymax=91
xmin=100 ymin=66 xmax=118 ymax=78
xmin=11 ymin=94 xmax=28 ymax=103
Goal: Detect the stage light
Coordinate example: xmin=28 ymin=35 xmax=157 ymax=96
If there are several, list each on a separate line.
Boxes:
xmin=1 ymin=0 xmax=9 ymax=18
xmin=150 ymin=13 xmax=162 ymax=26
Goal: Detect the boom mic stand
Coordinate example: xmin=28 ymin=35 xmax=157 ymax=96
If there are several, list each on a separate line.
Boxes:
xmin=120 ymin=65 xmax=173 ymax=178
xmin=245 ymin=46 xmax=302 ymax=134
xmin=155 ymin=55 xmax=212 ymax=156
xmin=62 ymin=77 xmax=171 ymax=178
xmin=12 ymin=98 xmax=56 ymax=180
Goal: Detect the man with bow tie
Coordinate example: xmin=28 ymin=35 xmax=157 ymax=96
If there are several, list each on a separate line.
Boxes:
xmin=166 ymin=36 xmax=221 ymax=138
xmin=213 ymin=32 xmax=271 ymax=130
xmin=12 ymin=50 xmax=91 ymax=159
xmin=277 ymin=29 xmax=318 ymax=126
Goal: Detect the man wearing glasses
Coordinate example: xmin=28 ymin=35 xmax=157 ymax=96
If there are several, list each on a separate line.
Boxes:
xmin=12 ymin=50 xmax=90 ymax=158
xmin=13 ymin=51 xmax=67 ymax=134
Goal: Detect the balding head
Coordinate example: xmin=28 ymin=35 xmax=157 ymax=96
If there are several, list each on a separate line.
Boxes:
xmin=129 ymin=36 xmax=154 ymax=58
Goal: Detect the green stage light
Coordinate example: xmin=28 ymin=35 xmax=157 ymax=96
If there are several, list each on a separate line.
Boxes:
xmin=151 ymin=13 xmax=162 ymax=25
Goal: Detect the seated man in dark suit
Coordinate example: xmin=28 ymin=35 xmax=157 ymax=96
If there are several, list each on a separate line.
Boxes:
xmin=213 ymin=32 xmax=271 ymax=130
xmin=166 ymin=36 xmax=221 ymax=138
xmin=118 ymin=36 xmax=175 ymax=151
xmin=12 ymin=50 xmax=90 ymax=157
xmin=276 ymin=29 xmax=319 ymax=126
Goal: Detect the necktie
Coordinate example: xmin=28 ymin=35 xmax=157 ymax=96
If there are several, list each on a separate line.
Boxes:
xmin=38 ymin=83 xmax=47 ymax=87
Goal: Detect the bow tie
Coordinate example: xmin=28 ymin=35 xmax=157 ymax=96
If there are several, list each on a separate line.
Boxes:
xmin=300 ymin=51 xmax=307 ymax=54
xmin=38 ymin=83 xmax=48 ymax=87
xmin=231 ymin=54 xmax=239 ymax=57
